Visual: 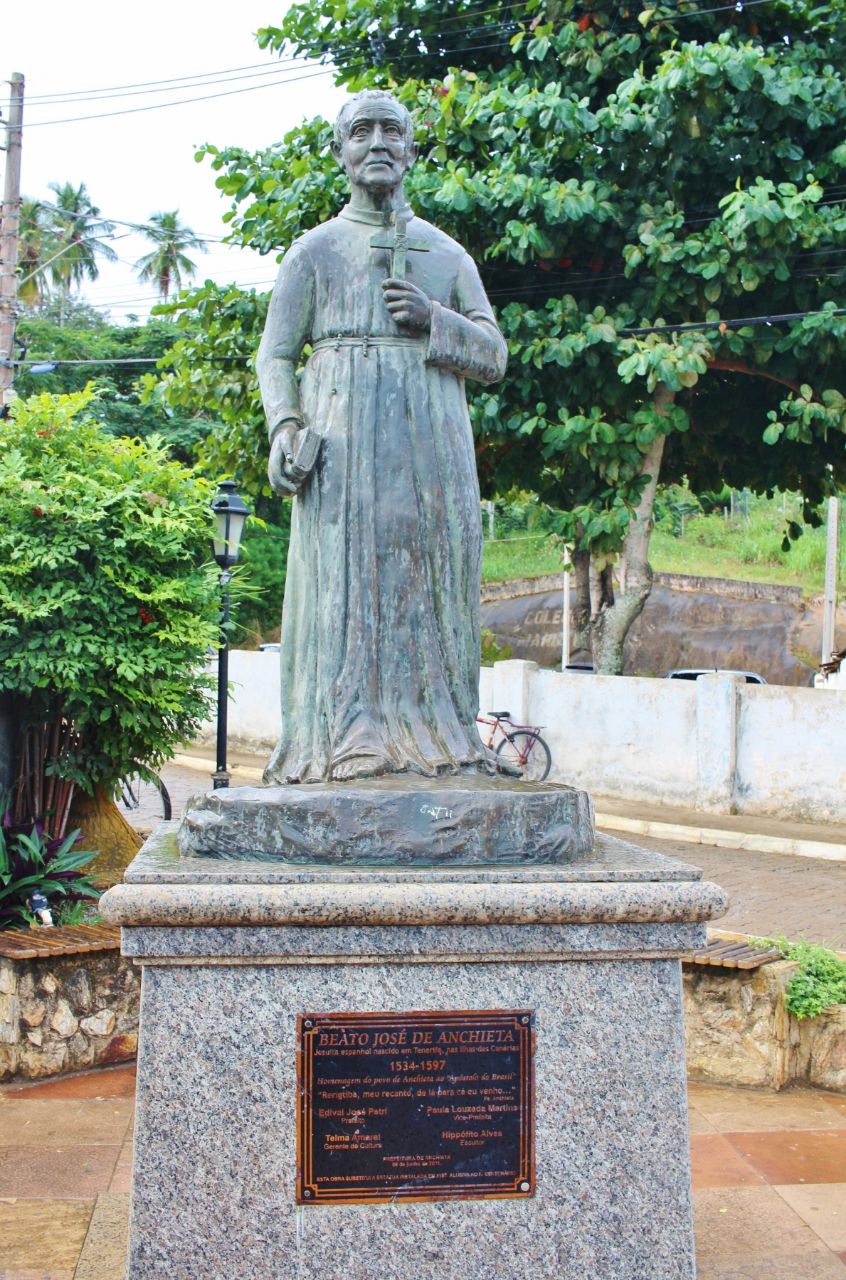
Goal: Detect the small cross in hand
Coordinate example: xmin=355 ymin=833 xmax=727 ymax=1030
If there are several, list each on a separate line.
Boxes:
xmin=372 ymin=211 xmax=431 ymax=331
xmin=370 ymin=211 xmax=429 ymax=282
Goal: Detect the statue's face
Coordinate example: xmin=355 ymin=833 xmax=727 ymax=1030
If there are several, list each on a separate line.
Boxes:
xmin=335 ymin=102 xmax=414 ymax=195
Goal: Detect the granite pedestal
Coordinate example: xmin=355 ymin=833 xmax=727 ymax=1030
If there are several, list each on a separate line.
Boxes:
xmin=101 ymin=823 xmax=726 ymax=1280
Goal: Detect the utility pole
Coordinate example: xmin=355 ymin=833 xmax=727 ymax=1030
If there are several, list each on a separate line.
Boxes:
xmin=821 ymin=494 xmax=840 ymax=664
xmin=0 ymin=73 xmax=24 ymax=413
xmin=561 ymin=544 xmax=572 ymax=672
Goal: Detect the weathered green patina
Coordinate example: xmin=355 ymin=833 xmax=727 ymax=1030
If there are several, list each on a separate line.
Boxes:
xmin=257 ymin=91 xmax=507 ymax=784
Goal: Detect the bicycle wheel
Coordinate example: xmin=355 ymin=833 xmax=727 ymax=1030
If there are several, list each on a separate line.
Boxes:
xmin=118 ymin=769 xmax=172 ymax=822
xmin=495 ymin=731 xmax=551 ymax=782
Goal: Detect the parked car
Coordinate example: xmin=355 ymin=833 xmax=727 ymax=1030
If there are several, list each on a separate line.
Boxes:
xmin=666 ymin=668 xmax=767 ymax=685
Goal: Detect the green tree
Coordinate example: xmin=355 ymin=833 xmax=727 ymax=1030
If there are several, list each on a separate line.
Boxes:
xmin=154 ymin=0 xmax=846 ymax=670
xmin=15 ymin=311 xmax=212 ymax=461
xmin=45 ymin=182 xmax=117 ymax=310
xmin=16 ymin=199 xmax=57 ymax=307
xmin=134 ymin=210 xmax=207 ymax=300
xmin=0 ymin=388 xmax=221 ymax=837
xmin=142 ymin=279 xmax=270 ymax=490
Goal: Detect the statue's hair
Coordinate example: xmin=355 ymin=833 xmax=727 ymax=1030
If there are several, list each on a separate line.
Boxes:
xmin=333 ymin=90 xmax=414 ymax=148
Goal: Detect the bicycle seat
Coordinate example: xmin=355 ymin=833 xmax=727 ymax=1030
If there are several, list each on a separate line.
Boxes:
xmin=486 ymin=710 xmax=511 ymax=718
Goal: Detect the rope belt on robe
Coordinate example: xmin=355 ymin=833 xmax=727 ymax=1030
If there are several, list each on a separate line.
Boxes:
xmin=310 ymin=334 xmax=428 ymax=357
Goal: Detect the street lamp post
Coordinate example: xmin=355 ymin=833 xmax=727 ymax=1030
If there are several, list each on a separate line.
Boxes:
xmin=210 ymin=480 xmax=250 ymax=789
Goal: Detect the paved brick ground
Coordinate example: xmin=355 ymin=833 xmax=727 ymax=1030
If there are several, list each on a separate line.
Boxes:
xmin=1 ymin=1067 xmax=844 ymax=1278
xmin=620 ymin=833 xmax=846 ymax=949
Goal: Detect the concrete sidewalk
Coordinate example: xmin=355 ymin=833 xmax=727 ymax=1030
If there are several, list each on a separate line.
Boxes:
xmin=1 ymin=1065 xmax=844 ymax=1278
xmin=594 ymin=793 xmax=846 ymax=863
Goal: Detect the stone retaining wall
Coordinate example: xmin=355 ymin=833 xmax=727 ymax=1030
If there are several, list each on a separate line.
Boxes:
xmin=480 ymin=571 xmax=805 ymax=606
xmin=683 ymin=934 xmax=846 ymax=1092
xmin=1 ymin=925 xmax=843 ymax=1092
xmin=0 ymin=930 xmax=139 ymax=1081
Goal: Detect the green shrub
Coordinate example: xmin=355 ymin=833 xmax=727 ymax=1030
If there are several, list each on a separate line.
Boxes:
xmin=237 ymin=511 xmax=291 ymax=643
xmin=0 ymin=388 xmax=221 ymax=831
xmin=55 ymin=899 xmax=102 ymax=927
xmin=0 ymin=825 xmax=99 ymax=930
xmin=754 ymin=936 xmax=846 ymax=1019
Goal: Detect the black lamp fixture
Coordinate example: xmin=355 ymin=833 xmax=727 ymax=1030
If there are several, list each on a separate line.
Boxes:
xmin=210 ymin=479 xmax=250 ymax=789
xmin=211 ymin=479 xmax=250 ymax=571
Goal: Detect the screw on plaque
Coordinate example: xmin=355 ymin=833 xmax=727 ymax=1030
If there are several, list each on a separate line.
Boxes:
xmin=521 ymin=1015 xmax=530 ymax=1024
xmin=304 ymin=1020 xmax=313 ymax=1028
xmin=520 ymin=1181 xmax=531 ymax=1192
xmin=303 ymin=1188 xmax=313 ymax=1197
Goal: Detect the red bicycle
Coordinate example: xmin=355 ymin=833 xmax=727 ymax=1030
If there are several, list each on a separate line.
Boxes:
xmin=476 ymin=710 xmax=552 ymax=782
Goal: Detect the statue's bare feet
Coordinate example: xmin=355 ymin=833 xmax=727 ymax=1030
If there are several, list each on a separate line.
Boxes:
xmin=331 ymin=754 xmax=392 ymax=781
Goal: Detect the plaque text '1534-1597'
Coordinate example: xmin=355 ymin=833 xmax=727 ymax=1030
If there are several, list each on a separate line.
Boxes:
xmin=297 ymin=1009 xmax=534 ymax=1205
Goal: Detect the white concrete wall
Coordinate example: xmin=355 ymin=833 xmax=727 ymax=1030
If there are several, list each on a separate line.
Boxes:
xmin=482 ymin=660 xmax=846 ymax=821
xmin=202 ymin=652 xmax=846 ymax=821
xmin=815 ymin=668 xmax=846 ymax=690
xmin=736 ymin=683 xmax=846 ymax=822
xmin=196 ymin=650 xmax=281 ymax=751
xmin=483 ymin=665 xmax=698 ymax=806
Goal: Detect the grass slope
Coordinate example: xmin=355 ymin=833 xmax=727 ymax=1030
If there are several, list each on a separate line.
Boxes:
xmin=482 ymin=501 xmax=838 ymax=596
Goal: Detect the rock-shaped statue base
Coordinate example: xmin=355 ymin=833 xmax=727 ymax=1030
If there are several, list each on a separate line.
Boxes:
xmin=176 ymin=775 xmax=594 ymax=867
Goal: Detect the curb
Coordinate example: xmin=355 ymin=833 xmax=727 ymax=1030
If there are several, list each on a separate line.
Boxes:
xmin=172 ymin=753 xmax=263 ymax=782
xmin=594 ymin=812 xmax=846 ymax=864
xmin=169 ymin=754 xmax=846 ymax=865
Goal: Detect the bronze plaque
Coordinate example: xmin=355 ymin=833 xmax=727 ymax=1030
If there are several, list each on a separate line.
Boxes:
xmin=296 ymin=1009 xmax=535 ymax=1205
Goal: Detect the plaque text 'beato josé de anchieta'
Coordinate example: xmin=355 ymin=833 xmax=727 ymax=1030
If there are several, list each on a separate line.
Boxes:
xmin=297 ymin=1009 xmax=535 ymax=1205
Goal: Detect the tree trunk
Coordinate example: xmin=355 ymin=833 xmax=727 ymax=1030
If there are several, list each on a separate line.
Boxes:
xmin=68 ymin=783 xmax=143 ymax=889
xmin=569 ymin=544 xmax=592 ymax=659
xmin=589 ymin=386 xmax=674 ymax=674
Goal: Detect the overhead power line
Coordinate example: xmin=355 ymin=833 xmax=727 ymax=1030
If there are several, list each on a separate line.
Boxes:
xmin=16 ymin=0 xmax=778 ymax=130
xmin=16 ymin=304 xmax=846 ymax=368
xmin=14 ymin=355 xmax=251 ymax=368
xmin=30 ymin=203 xmax=233 ymax=243
xmin=620 ymin=306 xmax=846 ymax=335
xmin=18 ymin=0 xmax=534 ymax=103
xmin=21 ymin=60 xmax=320 ymax=110
xmin=20 ymin=66 xmax=336 ymax=129
xmin=21 ymin=57 xmax=313 ymax=103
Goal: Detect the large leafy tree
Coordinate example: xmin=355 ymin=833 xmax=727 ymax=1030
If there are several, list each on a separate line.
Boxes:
xmin=134 ymin=210 xmax=207 ymax=300
xmin=154 ymin=0 xmax=846 ymax=670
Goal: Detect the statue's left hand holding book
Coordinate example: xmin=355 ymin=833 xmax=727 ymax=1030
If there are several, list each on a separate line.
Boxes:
xmin=268 ymin=418 xmax=322 ymax=494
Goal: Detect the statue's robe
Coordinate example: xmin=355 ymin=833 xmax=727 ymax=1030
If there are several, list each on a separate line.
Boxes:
xmin=257 ymin=204 xmax=507 ymax=783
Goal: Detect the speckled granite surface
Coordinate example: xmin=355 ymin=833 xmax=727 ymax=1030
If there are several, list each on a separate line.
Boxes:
xmin=121 ymin=919 xmax=707 ymax=961
xmin=102 ymin=876 xmax=725 ymax=929
xmin=101 ymin=826 xmax=725 ymax=931
xmin=128 ymin=959 xmax=697 ymax=1280
xmin=125 ymin=823 xmax=705 ymax=884
xmin=115 ymin=827 xmax=725 ymax=1279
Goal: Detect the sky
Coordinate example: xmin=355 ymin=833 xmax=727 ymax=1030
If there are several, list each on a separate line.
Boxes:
xmin=5 ymin=1 xmax=348 ymax=323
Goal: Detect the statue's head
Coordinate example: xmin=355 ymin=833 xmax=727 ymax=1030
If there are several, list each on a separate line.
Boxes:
xmin=331 ymin=90 xmax=417 ymax=195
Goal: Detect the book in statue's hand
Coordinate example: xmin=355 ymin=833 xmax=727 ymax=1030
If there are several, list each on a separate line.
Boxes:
xmin=289 ymin=426 xmax=322 ymax=483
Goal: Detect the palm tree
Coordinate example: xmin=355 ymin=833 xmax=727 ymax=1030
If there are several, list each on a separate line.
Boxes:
xmin=17 ymin=199 xmax=57 ymax=307
xmin=46 ymin=182 xmax=117 ymax=299
xmin=134 ymin=211 xmax=206 ymax=300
